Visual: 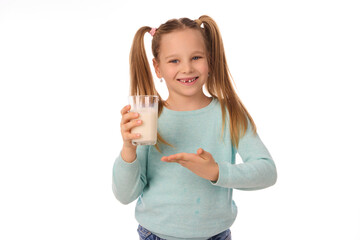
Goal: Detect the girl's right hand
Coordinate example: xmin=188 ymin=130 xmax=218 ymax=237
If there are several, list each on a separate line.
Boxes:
xmin=120 ymin=105 xmax=142 ymax=162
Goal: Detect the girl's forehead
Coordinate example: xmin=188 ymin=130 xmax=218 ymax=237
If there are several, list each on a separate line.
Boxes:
xmin=159 ymin=29 xmax=206 ymax=56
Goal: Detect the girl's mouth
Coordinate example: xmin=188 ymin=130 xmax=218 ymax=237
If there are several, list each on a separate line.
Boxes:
xmin=177 ymin=77 xmax=199 ymax=86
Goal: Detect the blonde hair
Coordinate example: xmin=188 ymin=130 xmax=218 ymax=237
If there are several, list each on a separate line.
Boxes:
xmin=129 ymin=15 xmax=256 ymax=150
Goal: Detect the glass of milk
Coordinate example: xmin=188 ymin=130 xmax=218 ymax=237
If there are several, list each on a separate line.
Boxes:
xmin=128 ymin=95 xmax=159 ymax=146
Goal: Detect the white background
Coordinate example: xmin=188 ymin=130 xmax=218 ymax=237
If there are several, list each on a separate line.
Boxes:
xmin=1 ymin=0 xmax=359 ymax=239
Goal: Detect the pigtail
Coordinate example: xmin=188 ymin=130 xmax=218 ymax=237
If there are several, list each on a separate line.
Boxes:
xmin=129 ymin=26 xmax=157 ymax=96
xmin=197 ymin=15 xmax=257 ymax=148
xmin=129 ymin=26 xmax=171 ymax=152
xmin=197 ymin=15 xmax=227 ymax=96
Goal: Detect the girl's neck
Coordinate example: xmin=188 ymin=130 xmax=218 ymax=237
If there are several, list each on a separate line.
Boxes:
xmin=165 ymin=94 xmax=212 ymax=111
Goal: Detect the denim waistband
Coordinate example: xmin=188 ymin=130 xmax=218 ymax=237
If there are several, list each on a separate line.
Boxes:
xmin=137 ymin=225 xmax=231 ymax=240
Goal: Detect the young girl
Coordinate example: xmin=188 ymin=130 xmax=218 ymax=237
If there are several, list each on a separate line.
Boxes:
xmin=113 ymin=15 xmax=277 ymax=240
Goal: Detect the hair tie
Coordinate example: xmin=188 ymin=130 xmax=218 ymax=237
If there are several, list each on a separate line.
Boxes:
xmin=149 ymin=28 xmax=157 ymax=37
xmin=195 ymin=19 xmax=202 ymax=25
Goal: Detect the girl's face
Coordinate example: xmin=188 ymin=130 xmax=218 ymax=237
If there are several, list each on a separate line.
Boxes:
xmin=153 ymin=29 xmax=209 ymax=100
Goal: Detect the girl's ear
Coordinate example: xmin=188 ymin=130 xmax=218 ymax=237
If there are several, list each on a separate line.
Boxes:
xmin=152 ymin=58 xmax=162 ymax=78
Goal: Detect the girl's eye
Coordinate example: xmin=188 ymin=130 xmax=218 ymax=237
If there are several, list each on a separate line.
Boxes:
xmin=169 ymin=59 xmax=179 ymax=63
xmin=193 ymin=56 xmax=201 ymax=60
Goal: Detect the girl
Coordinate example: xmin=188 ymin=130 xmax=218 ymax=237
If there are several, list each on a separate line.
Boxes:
xmin=113 ymin=15 xmax=277 ymax=240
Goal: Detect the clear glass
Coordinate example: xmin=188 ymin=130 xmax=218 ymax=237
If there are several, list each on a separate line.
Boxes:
xmin=128 ymin=95 xmax=159 ymax=146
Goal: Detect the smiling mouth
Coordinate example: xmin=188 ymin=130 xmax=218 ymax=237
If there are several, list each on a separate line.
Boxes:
xmin=177 ymin=77 xmax=199 ymax=83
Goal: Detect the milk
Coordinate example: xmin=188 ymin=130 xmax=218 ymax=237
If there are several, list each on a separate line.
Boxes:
xmin=128 ymin=95 xmax=159 ymax=146
xmin=131 ymin=109 xmax=158 ymax=145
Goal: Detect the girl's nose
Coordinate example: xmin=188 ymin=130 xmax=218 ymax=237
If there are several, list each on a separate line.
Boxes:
xmin=181 ymin=61 xmax=194 ymax=73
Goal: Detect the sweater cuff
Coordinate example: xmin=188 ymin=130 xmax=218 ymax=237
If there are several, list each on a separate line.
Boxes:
xmin=210 ymin=161 xmax=230 ymax=187
xmin=114 ymin=153 xmax=139 ymax=172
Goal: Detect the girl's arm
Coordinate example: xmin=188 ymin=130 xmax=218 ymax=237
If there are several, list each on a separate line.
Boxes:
xmin=212 ymin=125 xmax=277 ymax=190
xmin=112 ymin=145 xmax=148 ymax=204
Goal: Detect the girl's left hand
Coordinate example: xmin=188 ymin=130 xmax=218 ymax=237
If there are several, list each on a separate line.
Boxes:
xmin=161 ymin=148 xmax=219 ymax=182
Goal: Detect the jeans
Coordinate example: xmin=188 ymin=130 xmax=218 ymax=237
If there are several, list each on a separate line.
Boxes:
xmin=137 ymin=225 xmax=231 ymax=240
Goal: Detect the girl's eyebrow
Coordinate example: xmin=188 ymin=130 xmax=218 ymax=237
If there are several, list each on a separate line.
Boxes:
xmin=164 ymin=51 xmax=206 ymax=60
xmin=191 ymin=51 xmax=206 ymax=56
xmin=165 ymin=54 xmax=178 ymax=60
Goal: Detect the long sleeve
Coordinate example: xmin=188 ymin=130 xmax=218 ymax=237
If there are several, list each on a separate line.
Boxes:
xmin=112 ymin=99 xmax=277 ymax=239
xmin=112 ymin=145 xmax=148 ymax=204
xmin=212 ymin=124 xmax=277 ymax=190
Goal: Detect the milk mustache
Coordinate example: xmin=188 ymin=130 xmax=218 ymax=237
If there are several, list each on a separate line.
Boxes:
xmin=128 ymin=95 xmax=158 ymax=146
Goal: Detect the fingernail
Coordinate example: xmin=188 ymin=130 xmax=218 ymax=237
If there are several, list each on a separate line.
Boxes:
xmin=137 ymin=120 xmax=141 ymax=124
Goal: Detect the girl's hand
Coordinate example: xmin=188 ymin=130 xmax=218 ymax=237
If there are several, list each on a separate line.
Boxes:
xmin=161 ymin=148 xmax=219 ymax=182
xmin=120 ymin=105 xmax=142 ymax=162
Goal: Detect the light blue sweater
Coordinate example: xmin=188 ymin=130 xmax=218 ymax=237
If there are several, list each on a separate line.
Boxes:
xmin=112 ymin=98 xmax=277 ymax=240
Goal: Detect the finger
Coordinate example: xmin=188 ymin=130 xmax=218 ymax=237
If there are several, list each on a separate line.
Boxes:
xmin=161 ymin=157 xmax=186 ymax=166
xmin=166 ymin=153 xmax=188 ymax=161
xmin=161 ymin=155 xmax=176 ymax=162
xmin=123 ymin=132 xmax=141 ymax=141
xmin=164 ymin=153 xmax=198 ymax=162
xmin=120 ymin=105 xmax=131 ymax=115
xmin=197 ymin=148 xmax=212 ymax=159
xmin=122 ymin=119 xmax=142 ymax=132
xmin=161 ymin=154 xmax=184 ymax=162
xmin=161 ymin=157 xmax=179 ymax=163
xmin=121 ymin=111 xmax=139 ymax=125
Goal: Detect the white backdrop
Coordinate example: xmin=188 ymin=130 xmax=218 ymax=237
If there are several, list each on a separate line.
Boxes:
xmin=1 ymin=0 xmax=359 ymax=239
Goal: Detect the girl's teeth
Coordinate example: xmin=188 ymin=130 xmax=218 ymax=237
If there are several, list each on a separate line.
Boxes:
xmin=180 ymin=77 xmax=197 ymax=83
